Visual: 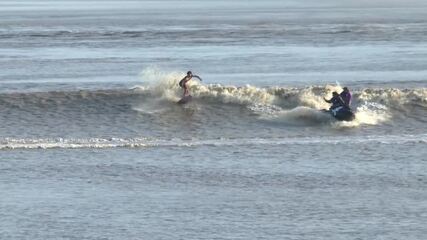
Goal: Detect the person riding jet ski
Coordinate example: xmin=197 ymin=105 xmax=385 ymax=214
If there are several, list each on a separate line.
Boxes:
xmin=324 ymin=91 xmax=345 ymax=111
xmin=323 ymin=91 xmax=355 ymax=121
xmin=340 ymin=87 xmax=352 ymax=109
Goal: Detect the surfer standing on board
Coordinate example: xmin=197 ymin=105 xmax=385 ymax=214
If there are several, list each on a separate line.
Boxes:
xmin=179 ymin=71 xmax=202 ymax=97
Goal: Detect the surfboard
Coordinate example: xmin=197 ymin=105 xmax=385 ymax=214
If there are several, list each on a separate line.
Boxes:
xmin=177 ymin=95 xmax=192 ymax=104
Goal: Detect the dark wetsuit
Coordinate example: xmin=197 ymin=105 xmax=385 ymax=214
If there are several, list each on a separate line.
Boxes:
xmin=328 ymin=96 xmax=345 ymax=110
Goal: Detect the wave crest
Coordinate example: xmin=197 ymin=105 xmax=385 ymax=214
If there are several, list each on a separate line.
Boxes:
xmin=131 ymin=69 xmax=425 ymax=126
xmin=1 ymin=68 xmax=425 ymax=128
xmin=134 ymin=69 xmax=426 ymax=111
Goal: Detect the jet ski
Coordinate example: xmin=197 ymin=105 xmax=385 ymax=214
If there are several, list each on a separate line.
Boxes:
xmin=328 ymin=106 xmax=355 ymax=121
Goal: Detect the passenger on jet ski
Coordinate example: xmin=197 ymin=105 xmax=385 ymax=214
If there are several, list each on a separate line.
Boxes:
xmin=340 ymin=87 xmax=352 ymax=109
xmin=324 ymin=91 xmax=345 ymax=111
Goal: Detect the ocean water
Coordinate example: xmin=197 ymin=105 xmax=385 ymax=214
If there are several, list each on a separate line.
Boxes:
xmin=1 ymin=1 xmax=427 ymax=239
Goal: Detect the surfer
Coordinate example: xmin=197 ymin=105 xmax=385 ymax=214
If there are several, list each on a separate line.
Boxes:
xmin=340 ymin=87 xmax=352 ymax=108
xmin=179 ymin=71 xmax=202 ymax=97
xmin=324 ymin=91 xmax=345 ymax=111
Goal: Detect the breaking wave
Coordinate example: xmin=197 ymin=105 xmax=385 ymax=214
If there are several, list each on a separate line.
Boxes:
xmin=0 ymin=68 xmax=425 ymax=129
xmin=131 ymin=68 xmax=426 ymax=127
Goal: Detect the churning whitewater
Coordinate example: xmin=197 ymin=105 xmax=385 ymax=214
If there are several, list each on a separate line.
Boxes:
xmin=0 ymin=68 xmax=426 ymax=150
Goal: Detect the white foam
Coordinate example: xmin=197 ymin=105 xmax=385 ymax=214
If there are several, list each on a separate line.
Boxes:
xmin=137 ymin=66 xmax=185 ymax=101
xmin=358 ymin=88 xmax=427 ymax=108
xmin=132 ymin=67 xmax=426 ymax=127
xmin=134 ymin=67 xmax=279 ymax=105
xmin=1 ymin=134 xmax=426 ymax=150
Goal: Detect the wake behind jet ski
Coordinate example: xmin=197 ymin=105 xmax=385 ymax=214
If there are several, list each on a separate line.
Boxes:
xmin=323 ymin=90 xmax=355 ymax=121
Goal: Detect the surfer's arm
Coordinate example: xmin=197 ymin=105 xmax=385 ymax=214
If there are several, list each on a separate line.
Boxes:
xmin=193 ymin=75 xmax=202 ymax=81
